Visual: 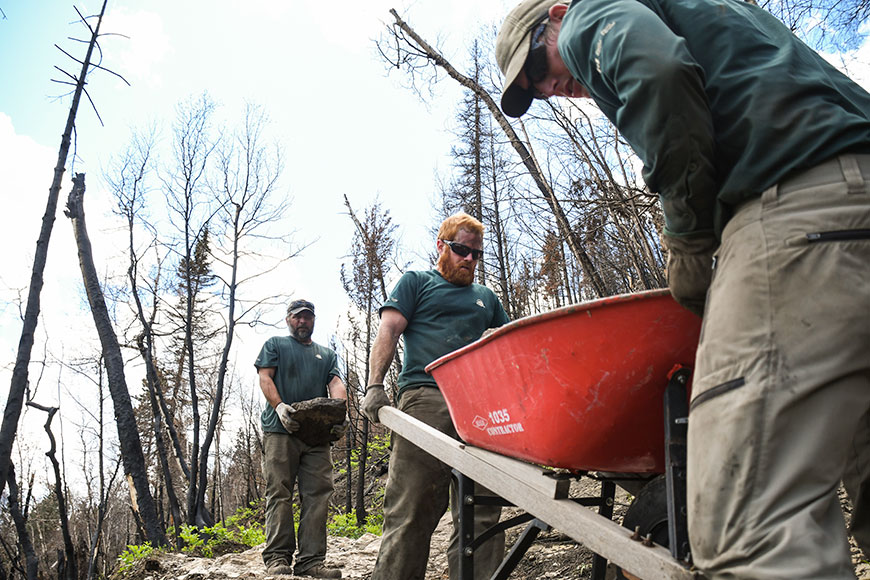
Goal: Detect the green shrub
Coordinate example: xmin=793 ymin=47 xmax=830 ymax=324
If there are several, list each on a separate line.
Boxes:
xmin=117 ymin=542 xmax=154 ymax=574
xmin=179 ymin=524 xmax=209 ymax=557
xmin=346 ymin=434 xmax=391 ymax=472
xmin=170 ymin=502 xmax=267 ymax=558
xmin=327 ymin=511 xmax=383 ymax=539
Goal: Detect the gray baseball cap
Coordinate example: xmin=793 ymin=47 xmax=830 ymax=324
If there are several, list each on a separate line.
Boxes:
xmin=496 ymin=0 xmax=567 ymax=117
xmin=287 ymin=299 xmax=315 ymax=316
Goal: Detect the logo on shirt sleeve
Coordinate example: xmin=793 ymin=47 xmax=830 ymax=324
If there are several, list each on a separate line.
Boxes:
xmin=595 ymin=21 xmax=616 ymax=74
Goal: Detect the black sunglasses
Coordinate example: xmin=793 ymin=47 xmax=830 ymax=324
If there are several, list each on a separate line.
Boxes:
xmin=525 ymin=19 xmax=550 ymax=99
xmin=442 ymin=240 xmax=484 ymax=260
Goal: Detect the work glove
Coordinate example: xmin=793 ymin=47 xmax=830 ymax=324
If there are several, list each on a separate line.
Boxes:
xmin=275 ymin=402 xmax=300 ymax=434
xmin=329 ymin=416 xmax=350 ymax=442
xmin=361 ymin=383 xmax=391 ymax=424
xmin=663 ymin=233 xmax=718 ymax=318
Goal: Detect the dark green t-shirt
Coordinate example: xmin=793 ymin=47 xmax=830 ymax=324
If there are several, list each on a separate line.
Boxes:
xmin=559 ymin=0 xmax=870 ymax=237
xmin=255 ymin=336 xmax=341 ymax=433
xmin=381 ymin=269 xmax=510 ymax=399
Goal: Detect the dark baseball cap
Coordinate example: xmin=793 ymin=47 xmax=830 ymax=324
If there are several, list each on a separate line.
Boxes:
xmin=287 ymin=299 xmax=315 ymax=316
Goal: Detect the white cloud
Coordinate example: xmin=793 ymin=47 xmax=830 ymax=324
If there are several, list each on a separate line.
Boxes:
xmin=0 ymin=114 xmax=57 ymax=291
xmin=819 ymin=20 xmax=870 ymax=92
xmin=102 ymin=7 xmax=171 ymax=90
xmin=0 ymin=113 xmax=116 ymax=402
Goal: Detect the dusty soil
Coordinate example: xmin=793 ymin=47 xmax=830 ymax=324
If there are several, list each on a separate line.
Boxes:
xmin=115 ymin=475 xmax=868 ymax=580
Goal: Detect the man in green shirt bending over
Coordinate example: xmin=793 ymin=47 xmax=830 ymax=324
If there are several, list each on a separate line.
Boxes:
xmin=362 ymin=212 xmax=511 ymax=580
xmin=496 ymin=0 xmax=870 ymax=578
xmin=256 ymin=299 xmax=347 ymax=578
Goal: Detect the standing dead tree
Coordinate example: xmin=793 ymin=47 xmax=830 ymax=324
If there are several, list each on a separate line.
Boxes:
xmin=5 ymin=463 xmax=38 ymax=580
xmin=25 ymin=402 xmax=76 ymax=580
xmin=64 ymin=173 xmax=167 ymax=547
xmin=379 ymin=9 xmax=609 ymax=298
xmin=107 ymin=129 xmax=187 ymax=543
xmin=196 ymin=102 xmax=293 ymax=524
xmin=547 ymin=104 xmax=666 ymax=292
xmin=341 ymin=196 xmax=399 ymax=526
xmin=0 ymin=0 xmax=108 ymax=500
xmin=163 ymin=94 xmax=220 ymax=528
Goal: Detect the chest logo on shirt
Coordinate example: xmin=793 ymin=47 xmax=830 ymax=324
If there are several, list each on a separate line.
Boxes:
xmin=475 ymin=299 xmax=485 ymax=308
xmin=315 ymin=353 xmax=322 ymax=359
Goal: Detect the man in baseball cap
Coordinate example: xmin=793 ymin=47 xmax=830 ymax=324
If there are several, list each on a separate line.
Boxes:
xmin=256 ymin=298 xmax=346 ymax=577
xmin=496 ymin=0 xmax=870 ymax=578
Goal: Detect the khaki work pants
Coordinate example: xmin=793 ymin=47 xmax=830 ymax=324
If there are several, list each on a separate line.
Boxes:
xmin=262 ymin=432 xmax=335 ymax=574
xmin=371 ymin=387 xmax=505 ymax=580
xmin=687 ymin=154 xmax=870 ymax=579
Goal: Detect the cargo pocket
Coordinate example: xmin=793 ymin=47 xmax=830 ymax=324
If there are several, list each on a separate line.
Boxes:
xmin=690 ymin=376 xmax=746 ymax=412
xmin=788 ymin=228 xmax=870 ymax=246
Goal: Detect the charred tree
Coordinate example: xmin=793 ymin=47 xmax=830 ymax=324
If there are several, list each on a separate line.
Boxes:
xmin=25 ymin=402 xmax=76 ymax=580
xmin=64 ymin=173 xmax=167 ymax=547
xmin=341 ymin=196 xmax=399 ymax=525
xmin=0 ymin=0 xmax=109 ymax=499
xmin=196 ymin=103 xmax=292 ymax=525
xmin=6 ymin=464 xmax=38 ymax=580
xmin=107 ymin=129 xmax=186 ymax=544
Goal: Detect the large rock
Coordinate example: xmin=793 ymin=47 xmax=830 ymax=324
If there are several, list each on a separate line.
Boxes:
xmin=292 ymin=397 xmax=347 ymax=446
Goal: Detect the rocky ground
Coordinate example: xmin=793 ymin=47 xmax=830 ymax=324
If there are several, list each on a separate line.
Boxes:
xmin=115 ymin=479 xmax=868 ymax=580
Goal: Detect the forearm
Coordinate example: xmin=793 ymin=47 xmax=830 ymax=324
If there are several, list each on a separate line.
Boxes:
xmin=328 ymin=376 xmax=348 ymax=400
xmin=258 ymin=373 xmax=282 ymax=409
xmin=368 ymin=331 xmax=398 ymax=385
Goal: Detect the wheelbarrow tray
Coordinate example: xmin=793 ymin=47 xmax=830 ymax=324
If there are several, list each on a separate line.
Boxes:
xmin=425 ymin=289 xmax=702 ymax=473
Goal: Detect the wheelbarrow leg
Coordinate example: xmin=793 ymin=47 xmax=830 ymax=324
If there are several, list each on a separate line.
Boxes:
xmin=491 ymin=518 xmax=548 ymax=579
xmin=457 ymin=471 xmax=475 ymax=580
xmin=590 ymin=480 xmax=615 ymax=580
xmin=664 ymin=367 xmax=692 ymax=564
xmin=456 ymin=470 xmax=543 ymax=580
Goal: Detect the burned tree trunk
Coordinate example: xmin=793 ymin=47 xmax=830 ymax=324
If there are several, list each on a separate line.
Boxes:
xmin=64 ymin=173 xmax=167 ymax=547
xmin=6 ymin=464 xmax=38 ymax=580
xmin=0 ymin=0 xmax=109 ymax=499
xmin=26 ymin=402 xmax=76 ymax=580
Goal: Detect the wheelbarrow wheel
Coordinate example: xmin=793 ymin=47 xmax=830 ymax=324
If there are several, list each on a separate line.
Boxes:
xmin=614 ymin=474 xmax=670 ymax=580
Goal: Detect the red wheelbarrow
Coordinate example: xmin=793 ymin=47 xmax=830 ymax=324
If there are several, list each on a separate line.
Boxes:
xmin=426 ymin=288 xmax=701 ymax=473
xmin=424 ymin=289 xmax=703 ymax=578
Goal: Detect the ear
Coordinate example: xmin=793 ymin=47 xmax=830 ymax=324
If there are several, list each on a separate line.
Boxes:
xmin=436 ymin=239 xmax=446 ymax=254
xmin=549 ymin=2 xmax=569 ymax=22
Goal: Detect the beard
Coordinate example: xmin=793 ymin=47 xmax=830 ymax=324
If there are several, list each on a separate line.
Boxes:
xmin=291 ymin=325 xmax=312 ymax=342
xmin=438 ymin=251 xmax=475 ymax=286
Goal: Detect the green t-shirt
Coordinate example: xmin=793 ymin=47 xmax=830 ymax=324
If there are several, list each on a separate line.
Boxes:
xmin=255 ymin=336 xmax=341 ymax=433
xmin=559 ymin=0 xmax=870 ymax=237
xmin=381 ymin=269 xmax=510 ymax=399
